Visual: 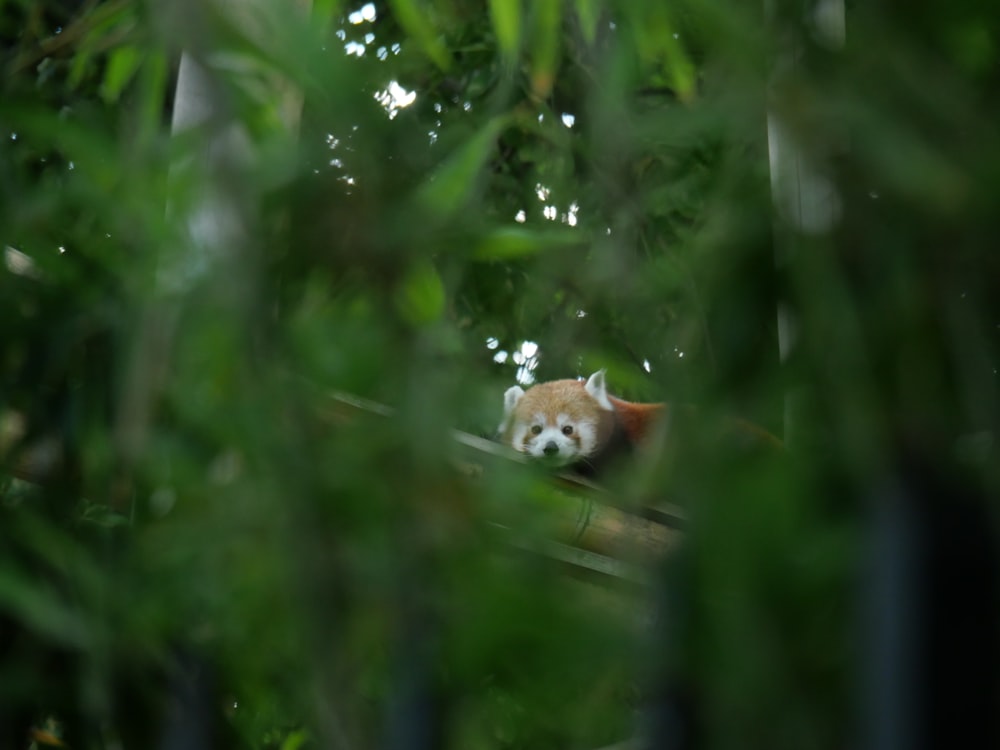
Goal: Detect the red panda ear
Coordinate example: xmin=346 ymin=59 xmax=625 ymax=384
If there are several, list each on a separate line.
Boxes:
xmin=498 ymin=385 xmax=526 ymax=435
xmin=503 ymin=386 xmax=525 ymax=417
xmin=584 ymin=370 xmax=614 ymax=410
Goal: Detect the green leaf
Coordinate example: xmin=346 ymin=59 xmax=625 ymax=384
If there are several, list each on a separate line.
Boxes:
xmin=279 ymin=729 xmax=310 ymax=750
xmin=387 ymin=0 xmax=452 ymax=71
xmin=0 ymin=569 xmax=91 ymax=648
xmin=80 ymin=501 xmax=132 ymax=528
xmin=416 ymin=116 xmax=509 ymax=216
xmin=489 ymin=0 xmax=522 ymax=62
xmin=68 ymin=47 xmax=96 ymax=90
xmin=661 ymin=27 xmax=696 ymax=102
xmin=395 ymin=261 xmax=446 ymax=326
xmin=473 ymin=227 xmax=580 ymax=260
xmin=135 ymin=51 xmax=169 ymax=143
xmin=530 ymin=0 xmax=562 ymax=99
xmin=312 ymin=0 xmax=344 ymax=27
xmin=574 ymin=0 xmax=602 ymax=45
xmin=627 ymin=4 xmax=696 ymax=102
xmin=100 ymin=45 xmax=143 ymax=103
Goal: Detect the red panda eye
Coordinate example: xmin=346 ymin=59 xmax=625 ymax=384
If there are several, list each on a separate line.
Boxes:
xmin=531 ymin=425 xmax=542 ymax=435
xmin=562 ymin=425 xmax=573 ymax=435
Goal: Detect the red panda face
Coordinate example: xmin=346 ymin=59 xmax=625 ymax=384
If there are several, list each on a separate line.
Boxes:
xmin=499 ymin=371 xmax=615 ymax=467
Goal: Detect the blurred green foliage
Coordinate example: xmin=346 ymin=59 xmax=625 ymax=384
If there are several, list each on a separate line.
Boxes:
xmin=1 ymin=0 xmax=997 ymax=748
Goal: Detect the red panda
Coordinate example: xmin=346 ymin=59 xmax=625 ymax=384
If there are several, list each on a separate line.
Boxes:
xmin=498 ymin=370 xmax=664 ymax=476
xmin=498 ymin=370 xmax=781 ymax=477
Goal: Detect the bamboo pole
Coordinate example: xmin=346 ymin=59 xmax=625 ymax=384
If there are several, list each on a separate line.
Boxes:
xmin=766 ymin=0 xmax=845 ymax=448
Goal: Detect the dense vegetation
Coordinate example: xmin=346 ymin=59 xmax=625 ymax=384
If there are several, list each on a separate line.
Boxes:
xmin=1 ymin=0 xmax=997 ymax=747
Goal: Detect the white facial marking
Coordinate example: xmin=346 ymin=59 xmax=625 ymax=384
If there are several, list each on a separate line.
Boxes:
xmin=514 ymin=411 xmax=580 ymax=466
xmin=575 ymin=420 xmax=597 ymax=457
xmin=509 ymin=422 xmax=529 ymax=451
xmin=502 ymin=375 xmax=613 ymax=466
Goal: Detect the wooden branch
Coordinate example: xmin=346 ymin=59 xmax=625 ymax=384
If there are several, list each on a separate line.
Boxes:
xmin=2 ymin=386 xmax=683 ymax=588
xmin=323 ymin=390 xmax=684 ymax=579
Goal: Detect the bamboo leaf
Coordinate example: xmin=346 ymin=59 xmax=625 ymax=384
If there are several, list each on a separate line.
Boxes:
xmin=530 ymin=0 xmax=563 ymax=100
xmin=100 ymin=45 xmax=143 ymax=103
xmin=415 ymin=116 xmax=509 ymax=216
xmin=135 ymin=51 xmax=169 ymax=143
xmin=279 ymin=729 xmax=310 ymax=750
xmin=312 ymin=0 xmax=344 ymax=27
xmin=574 ymin=0 xmax=602 ymax=45
xmin=474 ymin=227 xmax=580 ymax=260
xmin=627 ymin=3 xmax=696 ymax=102
xmin=0 ymin=570 xmax=91 ymax=648
xmin=661 ymin=27 xmax=696 ymax=102
xmin=396 ymin=261 xmax=446 ymax=326
xmin=388 ymin=0 xmax=452 ymax=71
xmin=489 ymin=0 xmax=522 ymax=62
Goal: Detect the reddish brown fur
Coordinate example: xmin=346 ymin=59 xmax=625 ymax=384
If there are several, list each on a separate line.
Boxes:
xmin=513 ymin=379 xmax=591 ymax=421
xmin=505 ymin=378 xmax=664 ymax=451
xmin=505 ymin=379 xmax=616 ymax=451
xmin=607 ymin=395 xmax=666 ymax=445
xmin=504 ymin=373 xmax=781 ymax=469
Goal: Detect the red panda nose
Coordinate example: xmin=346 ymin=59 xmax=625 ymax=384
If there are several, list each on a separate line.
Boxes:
xmin=543 ymin=441 xmax=559 ymax=456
